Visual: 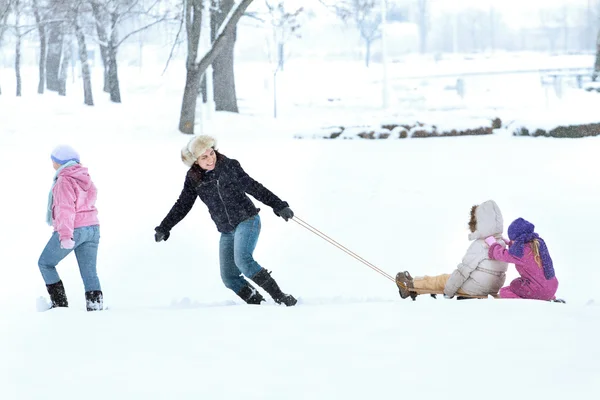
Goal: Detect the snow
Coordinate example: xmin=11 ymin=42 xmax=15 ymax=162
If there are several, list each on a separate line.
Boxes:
xmin=1 ymin=54 xmax=600 ymax=399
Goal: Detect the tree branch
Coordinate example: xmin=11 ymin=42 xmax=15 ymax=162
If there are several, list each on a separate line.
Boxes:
xmin=162 ymin=10 xmax=185 ymax=75
xmin=244 ymin=10 xmax=265 ymax=23
xmin=116 ymin=15 xmax=173 ymax=47
xmin=114 ymin=0 xmax=144 ymax=28
xmin=196 ymin=0 xmax=254 ymax=73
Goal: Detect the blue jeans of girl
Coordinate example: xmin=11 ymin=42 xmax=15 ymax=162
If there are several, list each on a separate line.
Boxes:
xmin=219 ymin=215 xmax=263 ymax=294
xmin=38 ymin=225 xmax=101 ymax=292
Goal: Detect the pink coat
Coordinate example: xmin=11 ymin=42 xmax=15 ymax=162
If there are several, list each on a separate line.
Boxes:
xmin=489 ymin=243 xmax=558 ymax=300
xmin=52 ymin=164 xmax=99 ymax=241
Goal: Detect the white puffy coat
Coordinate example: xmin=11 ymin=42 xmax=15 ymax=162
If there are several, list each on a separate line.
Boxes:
xmin=444 ymin=200 xmax=509 ymax=297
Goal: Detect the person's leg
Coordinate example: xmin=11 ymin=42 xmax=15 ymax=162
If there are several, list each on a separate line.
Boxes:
xmin=38 ymin=232 xmax=72 ymax=285
xmin=219 ymin=230 xmax=249 ymax=295
xmin=413 ymin=274 xmax=452 ymax=291
xmin=38 ymin=232 xmax=72 ymax=307
xmin=499 ymin=286 xmax=521 ymax=299
xmin=232 ymin=215 xmax=263 ymax=279
xmin=73 ymin=226 xmax=103 ymax=311
xmin=234 ymin=215 xmax=297 ymax=306
xmin=73 ymin=226 xmax=101 ymax=292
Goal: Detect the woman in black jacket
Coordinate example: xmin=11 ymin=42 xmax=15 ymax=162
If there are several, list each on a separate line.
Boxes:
xmin=154 ymin=135 xmax=297 ymax=306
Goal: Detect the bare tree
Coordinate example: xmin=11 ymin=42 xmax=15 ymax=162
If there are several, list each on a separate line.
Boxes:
xmin=210 ymin=0 xmax=238 ymax=113
xmin=45 ymin=0 xmax=68 ymax=92
xmin=89 ymin=0 xmax=109 ymax=92
xmin=416 ymin=0 xmax=427 ymax=54
xmin=594 ymin=28 xmax=600 ymax=80
xmin=0 ymin=0 xmax=11 ymax=95
xmin=88 ymin=0 xmax=174 ymax=103
xmin=321 ymin=0 xmax=381 ymax=67
xmin=31 ymin=0 xmax=50 ymax=93
xmin=57 ymin=31 xmax=71 ymax=96
xmin=489 ymin=6 xmax=495 ymax=52
xmin=265 ymin=0 xmax=302 ymax=71
xmin=539 ymin=8 xmax=562 ymax=54
xmin=179 ymin=0 xmax=254 ymax=134
xmin=11 ymin=0 xmax=31 ymax=96
xmin=71 ymin=1 xmax=93 ymax=105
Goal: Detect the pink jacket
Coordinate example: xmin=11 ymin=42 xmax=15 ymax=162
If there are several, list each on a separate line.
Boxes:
xmin=52 ymin=164 xmax=99 ymax=241
xmin=489 ymin=243 xmax=558 ymax=300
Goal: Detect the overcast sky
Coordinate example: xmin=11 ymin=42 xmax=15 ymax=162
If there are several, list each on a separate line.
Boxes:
xmin=295 ymin=0 xmax=597 ymax=29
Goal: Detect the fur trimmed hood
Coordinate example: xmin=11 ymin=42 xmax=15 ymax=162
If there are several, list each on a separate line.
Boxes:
xmin=468 ymin=200 xmax=504 ymax=240
xmin=181 ymin=135 xmax=217 ymax=167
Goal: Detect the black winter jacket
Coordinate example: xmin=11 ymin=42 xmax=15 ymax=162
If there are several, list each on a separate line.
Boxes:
xmin=159 ymin=153 xmax=289 ymax=233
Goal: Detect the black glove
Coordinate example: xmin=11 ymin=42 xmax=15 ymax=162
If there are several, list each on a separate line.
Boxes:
xmin=275 ymin=207 xmax=294 ymax=222
xmin=154 ymin=227 xmax=170 ymax=242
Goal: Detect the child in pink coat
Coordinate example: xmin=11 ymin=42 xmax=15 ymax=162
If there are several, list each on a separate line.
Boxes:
xmin=486 ymin=217 xmax=558 ymax=300
xmin=38 ymin=145 xmax=103 ymax=311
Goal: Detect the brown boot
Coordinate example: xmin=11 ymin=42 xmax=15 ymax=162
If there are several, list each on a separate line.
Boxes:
xmin=395 ymin=271 xmax=416 ymax=300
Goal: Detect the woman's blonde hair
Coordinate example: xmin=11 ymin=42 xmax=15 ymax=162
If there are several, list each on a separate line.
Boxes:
xmin=530 ymin=239 xmax=542 ymax=268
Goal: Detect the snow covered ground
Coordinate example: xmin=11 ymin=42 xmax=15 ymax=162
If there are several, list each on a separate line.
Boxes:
xmin=1 ymin=55 xmax=600 ymax=399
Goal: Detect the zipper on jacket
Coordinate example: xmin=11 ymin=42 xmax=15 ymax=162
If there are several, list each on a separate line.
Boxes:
xmin=216 ymin=179 xmax=234 ymax=228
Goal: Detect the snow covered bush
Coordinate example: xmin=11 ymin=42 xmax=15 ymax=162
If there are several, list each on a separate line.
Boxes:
xmin=514 ymin=123 xmax=600 ymax=138
xmin=294 ymin=117 xmax=502 ymax=139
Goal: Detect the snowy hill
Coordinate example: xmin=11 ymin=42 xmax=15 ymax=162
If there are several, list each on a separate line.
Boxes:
xmin=1 ymin=60 xmax=600 ymax=399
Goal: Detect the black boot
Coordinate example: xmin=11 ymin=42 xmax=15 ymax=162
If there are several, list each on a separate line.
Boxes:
xmin=251 ymin=269 xmax=297 ymax=306
xmin=47 ymin=280 xmax=68 ymax=308
xmin=237 ymin=284 xmax=265 ymax=305
xmin=85 ymin=290 xmax=104 ymax=311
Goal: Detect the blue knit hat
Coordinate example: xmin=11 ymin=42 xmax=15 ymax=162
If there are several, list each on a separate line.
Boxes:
xmin=507 ymin=218 xmax=555 ymax=280
xmin=51 ymin=145 xmax=80 ymax=165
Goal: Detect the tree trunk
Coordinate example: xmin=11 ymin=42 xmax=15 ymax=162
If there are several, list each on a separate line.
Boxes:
xmin=179 ymin=0 xmax=254 ymax=133
xmin=90 ymin=2 xmax=110 ymax=93
xmin=46 ymin=23 xmax=64 ymax=92
xmin=0 ymin=9 xmax=8 ymax=95
xmin=15 ymin=33 xmax=22 ymax=97
xmin=365 ymin=40 xmax=371 ymax=67
xmin=211 ymin=31 xmax=238 ymax=112
xmin=107 ymin=43 xmax=121 ymax=103
xmin=418 ymin=0 xmax=428 ymax=54
xmin=489 ymin=7 xmax=495 ymax=52
xmin=200 ymin=74 xmax=207 ymax=103
xmin=277 ymin=42 xmax=284 ymax=71
xmin=211 ymin=0 xmax=239 ymax=112
xmin=419 ymin=29 xmax=427 ymax=54
xmin=58 ymin=37 xmax=70 ymax=96
xmin=74 ymin=15 xmax=94 ymax=106
xmin=179 ymin=66 xmax=201 ymax=133
xmin=14 ymin=0 xmax=21 ymax=97
xmin=179 ymin=0 xmax=203 ymax=134
xmin=32 ymin=0 xmax=46 ymax=94
xmin=594 ymin=29 xmax=600 ymax=80
xmin=107 ymin=12 xmax=121 ymax=103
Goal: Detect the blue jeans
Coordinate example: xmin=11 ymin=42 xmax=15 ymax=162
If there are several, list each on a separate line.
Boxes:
xmin=219 ymin=215 xmax=263 ymax=294
xmin=38 ymin=225 xmax=101 ymax=292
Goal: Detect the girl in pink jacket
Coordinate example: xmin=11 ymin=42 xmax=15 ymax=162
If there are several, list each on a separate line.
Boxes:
xmin=487 ymin=217 xmax=558 ymax=300
xmin=38 ymin=145 xmax=103 ymax=311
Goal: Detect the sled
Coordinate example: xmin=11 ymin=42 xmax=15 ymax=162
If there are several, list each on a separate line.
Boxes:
xmin=407 ymin=287 xmax=499 ymax=299
xmin=397 ymin=285 xmax=566 ymax=303
xmin=395 ymin=274 xmax=566 ymax=302
xmin=404 ymin=288 xmax=566 ymax=302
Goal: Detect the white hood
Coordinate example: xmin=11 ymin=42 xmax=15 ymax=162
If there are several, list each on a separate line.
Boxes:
xmin=468 ymin=200 xmax=504 ymax=240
